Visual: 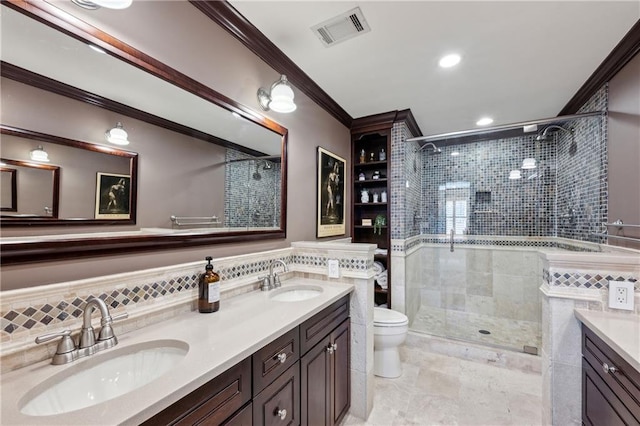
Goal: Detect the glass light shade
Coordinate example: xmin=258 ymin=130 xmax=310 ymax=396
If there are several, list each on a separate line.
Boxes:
xmin=268 ymin=80 xmax=296 ymax=113
xmin=509 ymin=170 xmax=522 ymax=180
xmin=105 ymin=122 xmax=129 ymax=145
xmin=30 ymin=146 xmax=49 ymax=162
xmin=92 ymin=0 xmax=132 ymax=8
xmin=521 ymin=158 xmax=537 ymax=169
xmin=439 ymin=54 xmax=461 ymax=68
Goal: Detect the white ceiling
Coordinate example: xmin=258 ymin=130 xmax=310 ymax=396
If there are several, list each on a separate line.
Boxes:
xmin=229 ymin=1 xmax=639 ymax=136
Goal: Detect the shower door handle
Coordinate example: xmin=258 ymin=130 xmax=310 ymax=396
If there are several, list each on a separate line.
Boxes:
xmin=450 ymin=229 xmax=454 ymax=252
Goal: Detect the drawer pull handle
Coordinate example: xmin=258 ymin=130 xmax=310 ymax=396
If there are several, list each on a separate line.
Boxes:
xmin=332 ymin=343 xmax=338 ymax=352
xmin=602 ymin=363 xmax=618 ymax=374
xmin=276 ymin=408 xmax=287 ymax=420
xmin=277 ymin=352 xmax=287 ymax=363
xmin=326 ymin=345 xmax=334 ymax=354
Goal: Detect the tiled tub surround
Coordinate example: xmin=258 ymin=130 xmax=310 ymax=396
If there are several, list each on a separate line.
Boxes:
xmin=0 ymin=241 xmax=377 ymax=420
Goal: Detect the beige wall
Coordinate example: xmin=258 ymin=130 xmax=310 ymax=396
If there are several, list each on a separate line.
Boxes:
xmin=0 ymin=2 xmax=351 ymax=290
xmin=607 ymin=52 xmax=640 ymax=249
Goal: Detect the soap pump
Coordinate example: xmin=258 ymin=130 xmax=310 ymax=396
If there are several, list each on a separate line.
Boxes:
xmin=199 ymin=256 xmax=220 ymax=313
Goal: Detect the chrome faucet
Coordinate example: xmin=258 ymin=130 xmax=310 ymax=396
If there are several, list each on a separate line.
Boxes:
xmin=35 ymin=297 xmax=128 ymax=365
xmin=260 ymin=259 xmax=288 ymax=291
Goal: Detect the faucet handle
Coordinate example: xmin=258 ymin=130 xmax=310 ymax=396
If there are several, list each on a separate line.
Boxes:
xmin=97 ymin=312 xmax=129 ymax=341
xmin=35 ymin=330 xmax=75 ymax=354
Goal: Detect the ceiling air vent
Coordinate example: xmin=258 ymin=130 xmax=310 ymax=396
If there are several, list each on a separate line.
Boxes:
xmin=311 ymin=7 xmax=371 ymax=47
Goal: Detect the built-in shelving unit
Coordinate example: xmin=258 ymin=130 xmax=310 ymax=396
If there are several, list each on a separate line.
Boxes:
xmin=351 ymin=114 xmax=393 ymax=308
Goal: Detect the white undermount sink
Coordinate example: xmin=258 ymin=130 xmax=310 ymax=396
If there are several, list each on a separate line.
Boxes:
xmin=270 ymin=285 xmax=323 ymax=302
xmin=19 ymin=339 xmax=189 ymax=416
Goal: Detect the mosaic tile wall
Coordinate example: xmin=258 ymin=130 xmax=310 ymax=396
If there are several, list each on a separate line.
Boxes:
xmin=419 ymin=135 xmax=557 ymax=236
xmin=556 ymin=86 xmax=608 ymax=243
xmin=390 ymin=121 xmax=421 ymax=240
xmin=224 ymin=149 xmax=281 ymax=228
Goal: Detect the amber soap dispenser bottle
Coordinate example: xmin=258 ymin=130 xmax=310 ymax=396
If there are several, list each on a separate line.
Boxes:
xmin=199 ymin=256 xmax=220 ymax=313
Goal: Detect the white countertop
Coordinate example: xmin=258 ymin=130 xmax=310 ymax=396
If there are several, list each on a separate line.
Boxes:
xmin=0 ymin=279 xmax=354 ymax=425
xmin=574 ymin=309 xmax=640 ymax=373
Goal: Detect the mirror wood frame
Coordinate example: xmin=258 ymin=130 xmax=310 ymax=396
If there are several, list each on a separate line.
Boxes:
xmin=1 ymin=125 xmax=136 ymax=225
xmin=1 ymin=0 xmax=288 ymax=265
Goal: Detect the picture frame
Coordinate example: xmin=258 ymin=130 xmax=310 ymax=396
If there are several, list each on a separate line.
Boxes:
xmin=316 ymin=147 xmax=346 ymax=238
xmin=95 ymin=172 xmax=131 ymax=219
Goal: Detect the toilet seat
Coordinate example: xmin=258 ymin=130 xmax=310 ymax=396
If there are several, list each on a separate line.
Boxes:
xmin=374 ymin=307 xmax=408 ymax=327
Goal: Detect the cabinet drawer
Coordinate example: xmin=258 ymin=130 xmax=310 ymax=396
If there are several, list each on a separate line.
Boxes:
xmin=300 ymin=295 xmax=349 ymax=355
xmin=582 ymin=325 xmax=640 ymax=422
xmin=142 ymin=357 xmax=251 ymax=426
xmin=583 ymin=358 xmax=636 ymax=426
xmin=253 ymin=327 xmax=300 ymax=395
xmin=222 ymin=402 xmax=252 ymax=426
xmin=253 ymin=361 xmax=300 ymax=426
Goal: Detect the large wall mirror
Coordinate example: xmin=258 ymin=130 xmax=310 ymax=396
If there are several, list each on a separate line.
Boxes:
xmin=0 ymin=1 xmax=288 ymax=264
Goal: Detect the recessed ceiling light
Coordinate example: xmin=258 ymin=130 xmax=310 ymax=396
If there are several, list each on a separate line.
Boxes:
xmin=476 ymin=117 xmax=494 ymax=126
xmin=451 ymin=151 xmax=460 ymax=157
xmin=439 ymin=54 xmax=461 ymax=68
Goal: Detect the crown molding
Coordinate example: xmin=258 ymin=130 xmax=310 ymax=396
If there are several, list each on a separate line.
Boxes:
xmin=559 ymin=19 xmax=640 ymax=115
xmin=191 ymin=0 xmax=353 ymax=128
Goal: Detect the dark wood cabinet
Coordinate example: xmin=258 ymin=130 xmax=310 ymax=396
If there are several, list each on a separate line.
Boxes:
xmin=141 ymin=357 xmax=252 ymax=426
xmin=253 ymin=327 xmax=300 ymax=396
xmin=582 ymin=325 xmax=640 ymax=426
xmin=300 ymin=317 xmax=350 ymax=426
xmin=253 ymin=362 xmax=300 ymax=426
xmin=142 ymin=295 xmax=350 ymax=426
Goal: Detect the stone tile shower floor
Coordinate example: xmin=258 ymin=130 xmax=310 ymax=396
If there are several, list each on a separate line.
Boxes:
xmin=410 ymin=305 xmax=541 ymax=353
xmin=341 ymin=332 xmax=542 ymax=426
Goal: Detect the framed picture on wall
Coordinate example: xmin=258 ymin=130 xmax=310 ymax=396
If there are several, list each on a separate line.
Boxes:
xmin=316 ymin=146 xmax=346 ymax=238
xmin=95 ymin=172 xmax=131 ymax=219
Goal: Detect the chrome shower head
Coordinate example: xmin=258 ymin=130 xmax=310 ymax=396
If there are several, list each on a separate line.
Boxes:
xmin=536 ymin=125 xmax=573 ymax=141
xmin=418 ymin=142 xmax=441 ymax=154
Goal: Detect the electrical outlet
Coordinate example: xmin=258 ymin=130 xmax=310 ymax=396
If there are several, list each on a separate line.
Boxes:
xmin=608 ymin=281 xmax=635 ymax=311
xmin=327 ymin=259 xmax=340 ymax=278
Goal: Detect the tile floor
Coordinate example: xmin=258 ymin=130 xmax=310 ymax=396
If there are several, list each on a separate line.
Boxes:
xmin=342 ymin=332 xmax=543 ymax=426
xmin=410 ymin=304 xmax=541 ymax=354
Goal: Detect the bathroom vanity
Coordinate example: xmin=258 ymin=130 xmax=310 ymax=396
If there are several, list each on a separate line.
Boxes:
xmin=577 ymin=310 xmax=640 ymax=425
xmin=142 ymin=295 xmax=351 ymax=425
xmin=0 ymin=280 xmax=354 ymax=425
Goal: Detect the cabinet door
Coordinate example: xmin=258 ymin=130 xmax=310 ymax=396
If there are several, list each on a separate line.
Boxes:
xmin=253 ymin=361 xmax=300 ymax=426
xmin=300 ymin=334 xmax=331 ymax=426
xmin=330 ymin=319 xmax=350 ymax=426
xmin=583 ymin=359 xmax=630 ymax=426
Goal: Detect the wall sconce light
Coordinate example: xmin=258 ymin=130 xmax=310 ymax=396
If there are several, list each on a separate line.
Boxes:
xmin=30 ymin=146 xmax=50 ymax=162
xmin=71 ymin=0 xmax=132 ymax=10
xmin=521 ymin=158 xmax=537 ymax=169
xmin=257 ymin=75 xmax=297 ymax=113
xmin=105 ymin=122 xmax=129 ymax=145
xmin=509 ymin=170 xmax=521 ymax=180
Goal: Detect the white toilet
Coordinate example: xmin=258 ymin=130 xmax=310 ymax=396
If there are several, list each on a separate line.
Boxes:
xmin=373 ymin=307 xmax=409 ymax=378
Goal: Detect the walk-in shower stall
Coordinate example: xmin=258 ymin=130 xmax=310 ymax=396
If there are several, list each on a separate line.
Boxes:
xmin=399 ymin=108 xmax=606 ymax=353
xmin=224 ymin=153 xmax=281 ymax=228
